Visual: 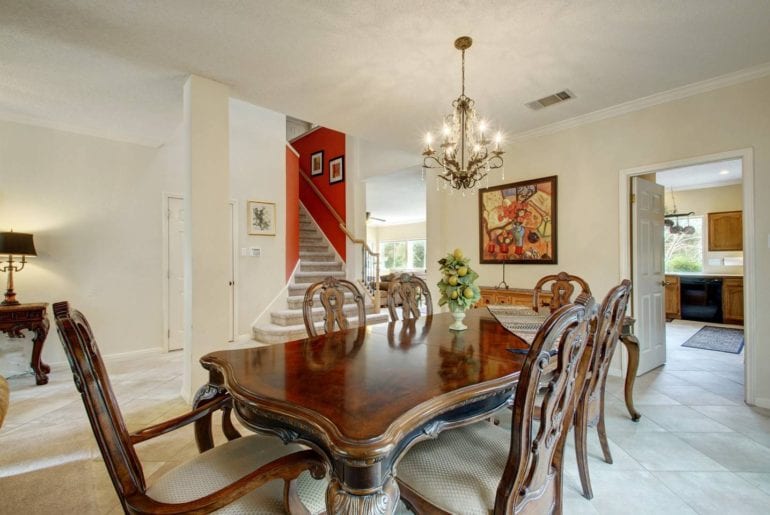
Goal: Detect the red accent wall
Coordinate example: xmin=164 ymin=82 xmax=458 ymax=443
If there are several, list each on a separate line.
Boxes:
xmin=292 ymin=128 xmax=347 ymax=261
xmin=285 ymin=146 xmax=300 ymax=280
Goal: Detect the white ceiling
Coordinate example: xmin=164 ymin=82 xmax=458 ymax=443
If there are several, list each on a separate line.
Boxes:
xmin=2 ymin=1 xmax=770 ymax=149
xmin=656 ymin=158 xmax=742 ymax=191
xmin=365 ymin=166 xmax=425 ymax=226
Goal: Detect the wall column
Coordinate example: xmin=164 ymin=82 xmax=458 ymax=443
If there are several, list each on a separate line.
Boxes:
xmin=181 ymin=75 xmax=230 ymax=402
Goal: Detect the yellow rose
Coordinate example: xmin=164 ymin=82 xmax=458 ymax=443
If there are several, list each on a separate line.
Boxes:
xmin=450 ymin=290 xmax=459 ymax=299
xmin=448 ymin=276 xmax=458 ymax=286
xmin=453 ymin=248 xmax=464 ymax=260
xmin=463 ymin=287 xmax=474 ymax=299
xmin=458 ymin=266 xmax=468 ymax=277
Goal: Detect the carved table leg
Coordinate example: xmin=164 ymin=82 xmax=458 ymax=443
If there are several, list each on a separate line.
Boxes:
xmin=192 ymin=383 xmax=229 ymax=452
xmin=620 ymin=334 xmax=641 ymax=422
xmin=30 ymin=319 xmax=51 ymax=385
xmin=326 ymin=476 xmax=399 ymax=515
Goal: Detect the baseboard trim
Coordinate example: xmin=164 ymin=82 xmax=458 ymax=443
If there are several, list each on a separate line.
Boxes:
xmin=753 ymin=397 xmax=770 ymax=410
xmin=47 ymin=347 xmax=164 ymax=368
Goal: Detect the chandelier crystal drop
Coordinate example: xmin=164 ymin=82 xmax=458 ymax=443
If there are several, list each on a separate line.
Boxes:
xmin=422 ymin=36 xmax=504 ymax=191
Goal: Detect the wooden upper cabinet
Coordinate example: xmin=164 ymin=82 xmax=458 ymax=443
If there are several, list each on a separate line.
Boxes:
xmin=708 ymin=211 xmax=742 ymax=251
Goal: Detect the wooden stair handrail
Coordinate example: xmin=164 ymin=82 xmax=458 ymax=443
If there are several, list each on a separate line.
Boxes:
xmin=299 ymin=170 xmax=379 ymax=257
xmin=299 ymin=169 xmax=381 ymax=312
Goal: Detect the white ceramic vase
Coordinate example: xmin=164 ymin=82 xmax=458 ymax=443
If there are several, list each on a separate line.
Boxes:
xmin=449 ymin=306 xmax=468 ymax=331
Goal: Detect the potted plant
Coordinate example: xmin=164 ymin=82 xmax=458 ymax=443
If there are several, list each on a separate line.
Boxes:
xmin=437 ymin=248 xmax=481 ymax=331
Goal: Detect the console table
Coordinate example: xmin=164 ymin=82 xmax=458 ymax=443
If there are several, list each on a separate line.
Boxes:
xmin=0 ymin=303 xmax=51 ymax=385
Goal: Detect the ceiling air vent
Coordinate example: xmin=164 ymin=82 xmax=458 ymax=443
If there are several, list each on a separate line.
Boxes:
xmin=525 ymin=90 xmax=575 ymax=111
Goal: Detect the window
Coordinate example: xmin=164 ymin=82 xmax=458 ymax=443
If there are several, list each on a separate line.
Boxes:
xmin=380 ymin=239 xmax=426 ymax=272
xmin=664 ymin=216 xmax=703 ymax=272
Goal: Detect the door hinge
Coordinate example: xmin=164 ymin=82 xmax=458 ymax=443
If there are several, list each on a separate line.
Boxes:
xmin=631 ymin=193 xmax=636 ymax=203
xmin=167 ymin=329 xmax=170 ymax=338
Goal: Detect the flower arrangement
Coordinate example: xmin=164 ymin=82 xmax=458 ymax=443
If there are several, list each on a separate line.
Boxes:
xmin=437 ymin=248 xmax=481 ymax=312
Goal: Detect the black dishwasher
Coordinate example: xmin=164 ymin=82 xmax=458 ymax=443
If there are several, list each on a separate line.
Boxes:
xmin=680 ymin=276 xmax=723 ymax=323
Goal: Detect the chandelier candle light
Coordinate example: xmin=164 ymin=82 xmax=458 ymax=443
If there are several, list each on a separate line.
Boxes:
xmin=422 ymin=36 xmax=504 ymax=192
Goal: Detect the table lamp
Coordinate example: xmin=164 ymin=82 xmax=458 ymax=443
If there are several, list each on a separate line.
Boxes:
xmin=0 ymin=231 xmax=37 ymax=306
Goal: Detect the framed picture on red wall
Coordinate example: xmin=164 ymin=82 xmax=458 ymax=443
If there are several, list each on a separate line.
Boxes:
xmin=329 ymin=156 xmax=344 ymax=184
xmin=310 ymin=151 xmax=323 ymax=176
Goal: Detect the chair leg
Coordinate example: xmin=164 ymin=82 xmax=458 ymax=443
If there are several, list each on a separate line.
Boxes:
xmin=597 ymin=385 xmax=613 ymax=464
xmin=574 ymin=399 xmax=594 ymax=500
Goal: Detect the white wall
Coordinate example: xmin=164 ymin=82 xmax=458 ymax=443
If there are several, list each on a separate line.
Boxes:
xmin=228 ymin=99 xmax=287 ymax=334
xmin=430 ymin=75 xmax=770 ymax=405
xmin=0 ymin=119 xmax=162 ymax=374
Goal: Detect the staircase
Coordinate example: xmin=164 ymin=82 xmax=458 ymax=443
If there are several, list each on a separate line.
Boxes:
xmin=252 ymin=207 xmax=388 ymax=343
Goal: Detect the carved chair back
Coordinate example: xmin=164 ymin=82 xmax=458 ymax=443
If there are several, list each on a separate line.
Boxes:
xmin=303 ymin=277 xmax=366 ymax=337
xmin=387 ymin=273 xmax=433 ymax=321
xmin=495 ymin=299 xmax=595 ymax=514
xmin=583 ymin=280 xmax=632 ymax=414
xmin=532 ymin=272 xmax=592 ymax=312
xmin=53 ymin=301 xmax=146 ymax=509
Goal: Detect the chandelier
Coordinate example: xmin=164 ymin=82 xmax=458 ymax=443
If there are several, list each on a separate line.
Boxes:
xmin=422 ymin=36 xmax=504 ymax=191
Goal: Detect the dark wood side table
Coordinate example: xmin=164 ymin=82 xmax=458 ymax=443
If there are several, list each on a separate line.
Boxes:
xmin=0 ymin=303 xmax=51 ymax=385
xmin=620 ymin=316 xmax=641 ymax=421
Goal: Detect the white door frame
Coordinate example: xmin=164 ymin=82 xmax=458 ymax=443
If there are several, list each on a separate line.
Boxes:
xmin=162 ymin=192 xmax=184 ymax=352
xmin=618 ymin=148 xmax=756 ymax=405
xmin=228 ymin=199 xmax=239 ymax=342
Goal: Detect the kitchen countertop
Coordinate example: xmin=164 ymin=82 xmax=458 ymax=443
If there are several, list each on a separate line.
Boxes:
xmin=666 ymin=272 xmax=743 ymax=278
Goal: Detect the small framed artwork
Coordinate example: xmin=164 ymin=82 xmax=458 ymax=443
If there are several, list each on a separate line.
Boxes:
xmin=479 ymin=175 xmax=557 ymax=264
xmin=247 ymin=200 xmax=276 ymax=236
xmin=329 ymin=156 xmax=344 ymax=184
xmin=310 ymin=151 xmax=324 ymax=176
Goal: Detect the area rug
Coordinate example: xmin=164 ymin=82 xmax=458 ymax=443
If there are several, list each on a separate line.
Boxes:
xmin=681 ymin=325 xmax=744 ymax=354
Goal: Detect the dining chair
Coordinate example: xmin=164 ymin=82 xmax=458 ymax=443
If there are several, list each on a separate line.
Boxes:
xmin=53 ymin=301 xmax=328 ymax=514
xmin=574 ymin=279 xmax=632 ymax=499
xmin=532 ymin=271 xmax=592 ymax=312
xmin=395 ymin=299 xmax=595 ymax=515
xmin=303 ymin=276 xmax=366 ymax=337
xmin=387 ymin=273 xmax=433 ymax=321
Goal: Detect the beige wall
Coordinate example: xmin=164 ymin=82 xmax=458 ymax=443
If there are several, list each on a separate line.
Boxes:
xmin=0 ymin=119 xmax=161 ymax=373
xmin=429 ymin=75 xmax=770 ymax=406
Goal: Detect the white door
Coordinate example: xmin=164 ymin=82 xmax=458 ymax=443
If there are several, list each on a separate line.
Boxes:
xmin=632 ymin=177 xmax=666 ymax=374
xmin=167 ymin=196 xmax=185 ymax=351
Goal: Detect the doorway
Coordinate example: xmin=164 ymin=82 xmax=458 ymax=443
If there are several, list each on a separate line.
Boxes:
xmin=164 ymin=195 xmax=237 ymax=351
xmin=619 ymin=149 xmax=756 ymax=405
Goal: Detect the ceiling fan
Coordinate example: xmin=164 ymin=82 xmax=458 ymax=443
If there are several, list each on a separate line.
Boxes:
xmin=366 ymin=212 xmax=386 ymax=223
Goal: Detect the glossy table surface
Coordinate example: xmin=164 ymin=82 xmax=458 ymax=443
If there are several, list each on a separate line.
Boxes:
xmin=200 ymin=308 xmax=527 ymax=514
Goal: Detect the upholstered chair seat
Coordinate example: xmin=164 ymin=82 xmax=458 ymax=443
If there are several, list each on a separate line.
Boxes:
xmin=396 ymin=422 xmax=512 ymax=515
xmin=0 ymin=375 xmax=9 ymax=428
xmin=147 ymin=434 xmax=327 ymax=514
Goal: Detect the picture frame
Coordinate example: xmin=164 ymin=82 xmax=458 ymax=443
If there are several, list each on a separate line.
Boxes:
xmin=479 ymin=175 xmax=557 ymax=264
xmin=247 ymin=200 xmax=276 ymax=236
xmin=310 ymin=150 xmax=324 ymax=176
xmin=329 ymin=155 xmax=344 ymax=184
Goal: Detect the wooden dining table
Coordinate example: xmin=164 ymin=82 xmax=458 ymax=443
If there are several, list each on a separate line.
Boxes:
xmin=197 ymin=308 xmax=529 ymax=514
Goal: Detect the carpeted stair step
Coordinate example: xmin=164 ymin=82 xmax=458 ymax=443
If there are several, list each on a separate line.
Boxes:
xmin=271 ymin=303 xmax=381 ymax=326
xmin=293 ymin=271 xmax=346 ymax=284
xmin=299 ymin=243 xmax=331 ymax=253
xmin=286 ymin=292 xmax=358 ymax=310
xmin=300 ymin=261 xmax=344 ymax=272
xmin=299 ymin=250 xmax=336 ymax=261
xmin=253 ymin=312 xmax=390 ymax=344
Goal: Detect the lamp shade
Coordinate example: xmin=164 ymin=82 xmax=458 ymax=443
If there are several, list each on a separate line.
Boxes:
xmin=0 ymin=232 xmax=37 ymax=256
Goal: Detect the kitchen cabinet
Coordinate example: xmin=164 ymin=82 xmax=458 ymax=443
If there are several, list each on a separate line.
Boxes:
xmin=477 ymin=286 xmax=551 ymax=309
xmin=722 ymin=277 xmax=744 ymax=325
xmin=708 ymin=211 xmax=742 ymax=251
xmin=664 ymin=275 xmax=681 ymax=319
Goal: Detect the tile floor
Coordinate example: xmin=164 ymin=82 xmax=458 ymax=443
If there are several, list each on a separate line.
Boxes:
xmin=0 ymin=319 xmax=768 ymax=514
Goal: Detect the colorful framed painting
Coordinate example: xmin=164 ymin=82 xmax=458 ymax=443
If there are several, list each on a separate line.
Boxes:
xmin=310 ymin=151 xmax=324 ymax=176
xmin=247 ymin=200 xmax=276 ymax=236
xmin=479 ymin=175 xmax=557 ymax=264
xmin=329 ymin=156 xmax=344 ymax=184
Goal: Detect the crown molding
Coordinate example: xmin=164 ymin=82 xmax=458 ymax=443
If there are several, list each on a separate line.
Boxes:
xmin=509 ymin=61 xmax=770 ymax=143
xmin=0 ymin=111 xmax=163 ymax=148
